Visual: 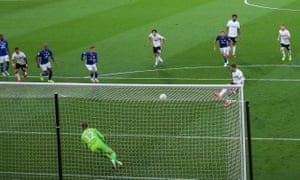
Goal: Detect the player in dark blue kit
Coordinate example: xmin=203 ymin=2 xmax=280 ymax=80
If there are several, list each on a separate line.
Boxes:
xmin=0 ymin=34 xmax=10 ymax=76
xmin=213 ymin=31 xmax=232 ymax=67
xmin=81 ymin=46 xmax=99 ymax=83
xmin=35 ymin=43 xmax=57 ymax=83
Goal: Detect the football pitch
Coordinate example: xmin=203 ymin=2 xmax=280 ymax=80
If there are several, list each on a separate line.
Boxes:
xmin=1 ymin=0 xmax=300 ymax=179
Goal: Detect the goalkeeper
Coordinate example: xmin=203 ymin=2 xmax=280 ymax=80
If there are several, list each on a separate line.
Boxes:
xmin=81 ymin=122 xmax=122 ymax=169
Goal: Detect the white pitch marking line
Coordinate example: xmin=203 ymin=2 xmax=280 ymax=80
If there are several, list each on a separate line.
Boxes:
xmin=0 ymin=130 xmax=299 ymax=141
xmin=2 ymin=64 xmax=300 ymax=81
xmin=244 ymin=0 xmax=300 ymax=12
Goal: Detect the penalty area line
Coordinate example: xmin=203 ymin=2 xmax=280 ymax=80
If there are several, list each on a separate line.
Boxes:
xmin=244 ymin=0 xmax=300 ymax=12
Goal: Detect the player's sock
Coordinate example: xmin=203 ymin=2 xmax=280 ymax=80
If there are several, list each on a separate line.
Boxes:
xmin=94 ymin=72 xmax=98 ymax=79
xmin=154 ymin=57 xmax=159 ymax=67
xmin=220 ymin=88 xmax=228 ymax=97
xmin=158 ymin=56 xmax=164 ymax=64
xmin=41 ymin=72 xmax=47 ymax=76
xmin=224 ymin=57 xmax=227 ymax=63
xmin=107 ymin=152 xmax=117 ymax=161
xmin=232 ymin=46 xmax=236 ymax=55
xmin=89 ymin=73 xmax=93 ymax=79
xmin=16 ymin=73 xmax=21 ymax=80
xmin=48 ymin=72 xmax=52 ymax=80
xmin=0 ymin=64 xmax=4 ymax=73
xmin=5 ymin=63 xmax=9 ymax=71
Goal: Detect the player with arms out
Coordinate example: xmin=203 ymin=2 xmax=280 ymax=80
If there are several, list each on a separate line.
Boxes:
xmin=11 ymin=48 xmax=28 ymax=82
xmin=278 ymin=24 xmax=292 ymax=61
xmin=81 ymin=122 xmax=122 ymax=169
xmin=148 ymin=29 xmax=166 ymax=68
xmin=81 ymin=46 xmax=99 ymax=83
xmin=214 ymin=64 xmax=245 ymax=107
xmin=214 ymin=31 xmax=232 ymax=67
xmin=35 ymin=43 xmax=57 ymax=83
xmin=226 ymin=14 xmax=240 ymax=58
xmin=0 ymin=34 xmax=10 ymax=76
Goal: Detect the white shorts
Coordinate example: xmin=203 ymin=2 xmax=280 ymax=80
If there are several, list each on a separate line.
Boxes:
xmin=220 ymin=47 xmax=230 ymax=55
xmin=40 ymin=62 xmax=52 ymax=71
xmin=85 ymin=64 xmax=97 ymax=72
xmin=0 ymin=55 xmax=10 ymax=63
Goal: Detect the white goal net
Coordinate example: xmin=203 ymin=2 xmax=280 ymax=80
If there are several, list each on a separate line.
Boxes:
xmin=0 ymin=82 xmax=246 ymax=180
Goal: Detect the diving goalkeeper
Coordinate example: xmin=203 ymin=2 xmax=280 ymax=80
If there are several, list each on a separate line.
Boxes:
xmin=81 ymin=122 xmax=122 ymax=169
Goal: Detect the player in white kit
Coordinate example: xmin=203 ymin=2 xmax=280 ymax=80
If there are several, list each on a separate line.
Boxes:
xmin=226 ymin=14 xmax=240 ymax=58
xmin=278 ymin=24 xmax=292 ymax=61
xmin=148 ymin=29 xmax=166 ymax=68
xmin=11 ymin=47 xmax=28 ymax=82
xmin=214 ymin=64 xmax=245 ymax=107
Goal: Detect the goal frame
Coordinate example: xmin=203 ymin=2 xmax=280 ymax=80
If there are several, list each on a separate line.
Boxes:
xmin=0 ymin=82 xmax=247 ymax=180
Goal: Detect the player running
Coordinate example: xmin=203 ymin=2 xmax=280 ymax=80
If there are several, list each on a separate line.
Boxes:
xmin=148 ymin=29 xmax=166 ymax=68
xmin=214 ymin=64 xmax=245 ymax=107
xmin=81 ymin=122 xmax=122 ymax=169
xmin=214 ymin=31 xmax=232 ymax=67
xmin=278 ymin=24 xmax=292 ymax=61
xmin=11 ymin=48 xmax=28 ymax=82
xmin=0 ymin=34 xmax=10 ymax=77
xmin=35 ymin=43 xmax=57 ymax=83
xmin=226 ymin=14 xmax=240 ymax=58
xmin=81 ymin=46 xmax=99 ymax=83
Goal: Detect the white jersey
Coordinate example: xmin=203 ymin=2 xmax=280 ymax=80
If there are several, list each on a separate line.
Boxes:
xmin=279 ymin=29 xmax=291 ymax=45
xmin=232 ymin=68 xmax=245 ymax=84
xmin=11 ymin=51 xmax=27 ymax=65
xmin=227 ymin=20 xmax=240 ymax=37
xmin=149 ymin=33 xmax=165 ymax=47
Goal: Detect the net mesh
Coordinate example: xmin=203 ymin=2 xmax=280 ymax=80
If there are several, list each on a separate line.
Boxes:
xmin=0 ymin=83 xmax=245 ymax=180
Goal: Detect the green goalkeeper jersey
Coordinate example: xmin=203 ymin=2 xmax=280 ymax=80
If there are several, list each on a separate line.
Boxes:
xmin=81 ymin=128 xmax=105 ymax=148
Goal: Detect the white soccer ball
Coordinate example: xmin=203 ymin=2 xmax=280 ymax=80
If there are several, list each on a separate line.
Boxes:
xmin=159 ymin=94 xmax=167 ymax=100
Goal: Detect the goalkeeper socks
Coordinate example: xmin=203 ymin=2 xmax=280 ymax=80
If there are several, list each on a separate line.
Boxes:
xmin=48 ymin=72 xmax=52 ymax=80
xmin=5 ymin=63 xmax=9 ymax=71
xmin=107 ymin=152 xmax=117 ymax=162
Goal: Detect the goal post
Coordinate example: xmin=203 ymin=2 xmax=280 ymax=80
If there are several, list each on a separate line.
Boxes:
xmin=0 ymin=82 xmax=246 ymax=180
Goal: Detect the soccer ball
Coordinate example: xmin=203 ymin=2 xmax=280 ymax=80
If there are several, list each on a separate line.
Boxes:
xmin=159 ymin=94 xmax=167 ymax=100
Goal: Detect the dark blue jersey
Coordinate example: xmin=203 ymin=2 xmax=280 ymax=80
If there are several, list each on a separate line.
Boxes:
xmin=81 ymin=52 xmax=98 ymax=65
xmin=37 ymin=50 xmax=53 ymax=65
xmin=0 ymin=40 xmax=9 ymax=56
xmin=216 ymin=35 xmax=230 ymax=48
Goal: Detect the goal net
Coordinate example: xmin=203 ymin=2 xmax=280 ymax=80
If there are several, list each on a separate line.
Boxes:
xmin=0 ymin=82 xmax=246 ymax=180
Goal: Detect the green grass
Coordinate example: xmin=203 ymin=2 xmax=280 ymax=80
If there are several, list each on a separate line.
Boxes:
xmin=0 ymin=0 xmax=300 ymax=179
